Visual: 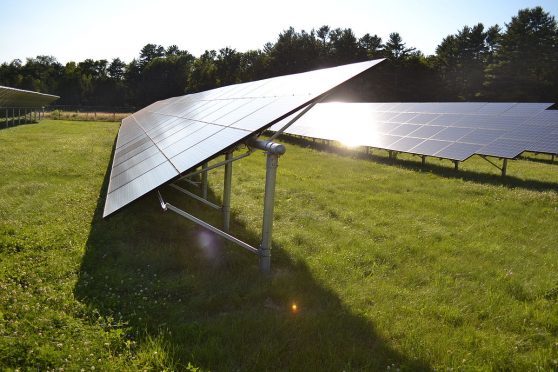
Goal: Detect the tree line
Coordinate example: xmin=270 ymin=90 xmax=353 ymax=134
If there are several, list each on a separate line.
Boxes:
xmin=0 ymin=6 xmax=556 ymax=108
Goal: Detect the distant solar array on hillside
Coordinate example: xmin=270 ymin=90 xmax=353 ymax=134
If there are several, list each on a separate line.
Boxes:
xmin=270 ymin=102 xmax=558 ymax=160
xmin=104 ymin=59 xmax=385 ymax=217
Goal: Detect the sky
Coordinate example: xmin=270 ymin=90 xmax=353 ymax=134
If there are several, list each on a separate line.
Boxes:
xmin=0 ymin=0 xmax=556 ymax=64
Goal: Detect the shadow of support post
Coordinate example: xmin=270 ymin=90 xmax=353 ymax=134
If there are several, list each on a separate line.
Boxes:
xmin=74 ymin=140 xmax=432 ymax=371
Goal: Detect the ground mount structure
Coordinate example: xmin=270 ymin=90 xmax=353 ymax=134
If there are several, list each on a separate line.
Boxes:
xmin=0 ymin=85 xmax=59 ymax=127
xmin=104 ymin=60 xmax=557 ymax=272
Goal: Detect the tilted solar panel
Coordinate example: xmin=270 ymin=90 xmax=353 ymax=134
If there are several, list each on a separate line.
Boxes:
xmin=0 ymin=85 xmax=59 ymax=108
xmin=103 ymin=59 xmax=385 ymax=217
xmin=269 ymin=102 xmax=557 ymax=161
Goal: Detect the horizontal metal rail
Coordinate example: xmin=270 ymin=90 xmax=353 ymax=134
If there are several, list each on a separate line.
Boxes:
xmin=269 ymin=102 xmax=316 ymax=141
xmin=183 ymin=178 xmax=200 ymax=187
xmin=180 ymin=150 xmax=252 ymax=180
xmin=169 ymin=183 xmax=221 ymax=210
xmin=157 ymin=191 xmax=259 ymax=255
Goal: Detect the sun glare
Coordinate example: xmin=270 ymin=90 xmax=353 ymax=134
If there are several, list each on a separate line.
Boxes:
xmin=311 ymin=102 xmax=380 ymax=148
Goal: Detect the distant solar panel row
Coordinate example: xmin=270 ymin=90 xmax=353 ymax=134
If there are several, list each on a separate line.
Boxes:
xmin=104 ymin=60 xmax=385 ymax=217
xmin=0 ymin=85 xmax=59 ymax=108
xmin=270 ymin=102 xmax=558 ymax=160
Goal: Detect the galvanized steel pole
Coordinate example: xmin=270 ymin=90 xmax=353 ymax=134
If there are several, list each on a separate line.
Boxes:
xmin=201 ymin=162 xmax=208 ymax=199
xmin=259 ymin=152 xmax=279 ymax=273
xmin=246 ymin=137 xmax=287 ymax=273
xmin=222 ymin=152 xmax=233 ymax=232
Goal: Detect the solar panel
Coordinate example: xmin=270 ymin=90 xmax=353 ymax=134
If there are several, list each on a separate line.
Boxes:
xmin=103 ymin=59 xmax=385 ymax=217
xmin=502 ymin=103 xmax=552 ymax=116
xmin=408 ymin=125 xmax=444 ymax=138
xmin=528 ymin=131 xmax=558 ymax=154
xmin=458 ymin=129 xmax=505 ymax=145
xmin=476 ymin=102 xmax=516 ymax=115
xmin=0 ymin=85 xmax=59 ymax=108
xmin=407 ymin=113 xmax=440 ymax=124
xmin=430 ymin=127 xmax=473 ymax=141
xmin=435 ymin=143 xmax=483 ymax=161
xmin=389 ymin=124 xmax=421 ymax=136
xmin=269 ymin=102 xmax=558 ymax=162
xmin=389 ymin=137 xmax=426 ymax=152
xmin=478 ymin=139 xmax=529 ymax=158
xmin=410 ymin=139 xmax=451 ymax=156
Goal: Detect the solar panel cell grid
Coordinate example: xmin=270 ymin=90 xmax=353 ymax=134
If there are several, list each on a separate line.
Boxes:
xmin=389 ymin=112 xmax=417 ymax=123
xmin=458 ymin=129 xmax=505 ymax=145
xmin=408 ymin=125 xmax=445 ymax=138
xmin=431 ymin=127 xmax=473 ymax=141
xmin=435 ymin=142 xmax=483 ymax=161
xmin=428 ymin=114 xmax=464 ymax=126
xmin=410 ymin=139 xmax=452 ymax=156
xmin=407 ymin=113 xmax=440 ymax=124
xmin=478 ymin=139 xmax=528 ymax=158
xmin=502 ymin=103 xmax=553 ymax=116
xmin=389 ymin=137 xmax=425 ymax=152
xmin=389 ymin=124 xmax=421 ymax=136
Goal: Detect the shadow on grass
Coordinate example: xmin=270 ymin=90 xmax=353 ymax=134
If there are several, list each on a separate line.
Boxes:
xmin=277 ymin=134 xmax=558 ymax=192
xmin=74 ymin=151 xmax=431 ymax=370
xmin=518 ymin=154 xmax=557 ymax=166
xmin=0 ymin=119 xmax=38 ymax=130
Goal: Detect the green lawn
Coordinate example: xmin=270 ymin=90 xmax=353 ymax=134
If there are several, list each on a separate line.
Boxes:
xmin=0 ymin=120 xmax=557 ymax=370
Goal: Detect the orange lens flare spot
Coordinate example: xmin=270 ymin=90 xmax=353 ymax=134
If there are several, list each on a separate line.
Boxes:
xmin=291 ymin=303 xmax=298 ymax=313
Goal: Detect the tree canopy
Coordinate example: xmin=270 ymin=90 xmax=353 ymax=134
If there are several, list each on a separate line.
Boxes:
xmin=0 ymin=6 xmax=556 ymax=108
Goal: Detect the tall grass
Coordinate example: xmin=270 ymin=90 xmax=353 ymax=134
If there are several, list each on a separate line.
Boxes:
xmin=0 ymin=120 xmax=556 ymax=370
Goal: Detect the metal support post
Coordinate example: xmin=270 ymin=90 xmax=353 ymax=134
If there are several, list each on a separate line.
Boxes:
xmin=259 ymin=152 xmax=281 ymax=273
xmin=201 ymin=162 xmax=208 ymax=199
xmin=244 ymin=138 xmax=286 ymax=273
xmin=12 ymin=108 xmax=15 ymax=126
xmin=222 ymin=152 xmax=233 ymax=232
xmin=18 ymin=108 xmax=21 ymax=125
xmin=551 ymin=154 xmax=555 ymax=163
xmin=502 ymin=158 xmax=508 ymax=177
xmin=454 ymin=160 xmax=459 ymax=171
xmin=421 ymin=155 xmax=426 ymax=166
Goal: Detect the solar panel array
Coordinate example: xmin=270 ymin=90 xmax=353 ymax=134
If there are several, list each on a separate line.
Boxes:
xmin=103 ymin=59 xmax=384 ymax=217
xmin=0 ymin=85 xmax=59 ymax=108
xmin=270 ymin=102 xmax=558 ymax=160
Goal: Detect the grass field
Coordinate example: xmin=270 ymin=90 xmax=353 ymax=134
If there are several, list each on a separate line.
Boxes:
xmin=0 ymin=120 xmax=557 ymax=370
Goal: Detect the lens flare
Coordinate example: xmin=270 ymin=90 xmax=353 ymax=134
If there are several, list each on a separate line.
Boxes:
xmin=195 ymin=228 xmax=223 ymax=264
xmin=291 ymin=303 xmax=298 ymax=313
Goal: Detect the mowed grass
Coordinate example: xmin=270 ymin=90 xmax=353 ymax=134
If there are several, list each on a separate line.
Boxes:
xmin=0 ymin=120 xmax=557 ymax=370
